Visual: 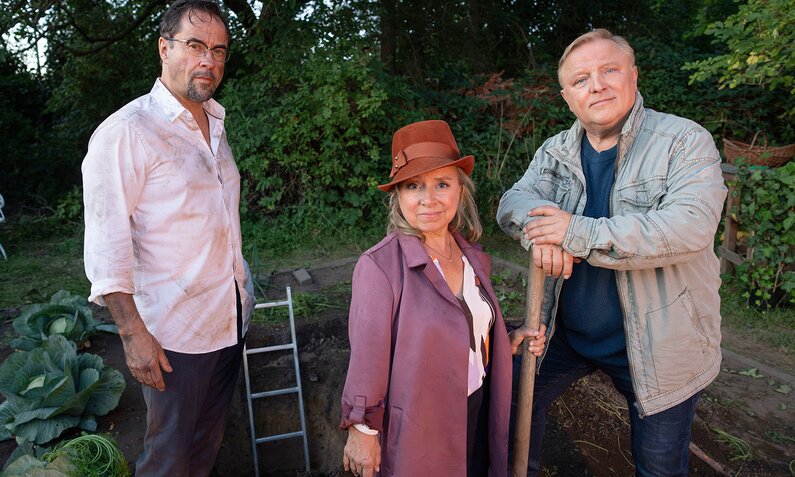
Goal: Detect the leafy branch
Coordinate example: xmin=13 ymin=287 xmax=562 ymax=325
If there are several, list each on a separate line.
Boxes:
xmin=685 ymin=0 xmax=795 ymax=115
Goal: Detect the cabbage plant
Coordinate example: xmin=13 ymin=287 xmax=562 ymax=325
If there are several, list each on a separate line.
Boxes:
xmin=0 ymin=335 xmax=126 ymax=444
xmin=11 ymin=290 xmax=118 ymax=351
xmin=0 ymin=434 xmax=129 ymax=477
xmin=0 ymin=441 xmax=75 ymax=477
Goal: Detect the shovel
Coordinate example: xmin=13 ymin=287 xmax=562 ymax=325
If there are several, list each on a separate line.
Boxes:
xmin=512 ymin=262 xmax=546 ymax=477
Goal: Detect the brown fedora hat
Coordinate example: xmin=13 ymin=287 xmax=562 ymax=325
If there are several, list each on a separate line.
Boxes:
xmin=377 ymin=119 xmax=474 ymax=192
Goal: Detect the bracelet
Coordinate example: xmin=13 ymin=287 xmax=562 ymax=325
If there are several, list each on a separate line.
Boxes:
xmin=353 ymin=423 xmax=379 ymax=435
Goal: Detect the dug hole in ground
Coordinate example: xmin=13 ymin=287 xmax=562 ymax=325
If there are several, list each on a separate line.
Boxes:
xmin=1 ymin=257 xmax=792 ymax=476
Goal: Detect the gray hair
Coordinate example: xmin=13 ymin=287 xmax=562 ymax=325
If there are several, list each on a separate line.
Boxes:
xmin=557 ymin=29 xmax=635 ymax=86
xmin=386 ymin=168 xmax=483 ymax=243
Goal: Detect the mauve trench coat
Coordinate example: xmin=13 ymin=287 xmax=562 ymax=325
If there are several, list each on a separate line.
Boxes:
xmin=340 ymin=231 xmax=511 ymax=476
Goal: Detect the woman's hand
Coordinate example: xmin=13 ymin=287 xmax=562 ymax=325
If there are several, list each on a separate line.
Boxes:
xmin=508 ymin=324 xmax=548 ymax=356
xmin=343 ymin=426 xmax=381 ymax=477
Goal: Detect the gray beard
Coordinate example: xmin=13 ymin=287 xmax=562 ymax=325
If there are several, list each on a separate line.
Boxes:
xmin=187 ymin=79 xmax=216 ymax=102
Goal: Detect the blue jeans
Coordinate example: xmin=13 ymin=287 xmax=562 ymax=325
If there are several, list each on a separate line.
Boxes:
xmin=511 ymin=334 xmax=699 ymax=477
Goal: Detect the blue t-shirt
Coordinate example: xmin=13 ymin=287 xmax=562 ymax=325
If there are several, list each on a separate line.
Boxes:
xmin=557 ymin=135 xmax=628 ymax=369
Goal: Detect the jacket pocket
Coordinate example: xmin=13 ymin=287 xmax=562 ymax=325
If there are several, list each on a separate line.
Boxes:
xmin=644 ymin=288 xmax=710 ymax=392
xmin=536 ymin=168 xmax=572 ymax=205
xmin=382 ymin=406 xmax=404 ymax=475
xmin=616 ymin=176 xmax=666 ymax=213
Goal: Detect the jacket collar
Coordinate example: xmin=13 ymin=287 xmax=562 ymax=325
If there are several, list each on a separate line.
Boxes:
xmin=617 ymin=91 xmax=646 ymax=162
xmin=397 ymin=231 xmax=432 ymax=268
xmin=550 ymin=91 xmax=646 ymax=171
xmin=396 ymin=230 xmax=491 ymax=309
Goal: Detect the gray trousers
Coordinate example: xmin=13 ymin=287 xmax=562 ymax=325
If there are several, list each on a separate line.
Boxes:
xmin=135 ymin=338 xmax=245 ymax=477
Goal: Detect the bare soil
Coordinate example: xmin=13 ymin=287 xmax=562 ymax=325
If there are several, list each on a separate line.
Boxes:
xmin=1 ymin=257 xmax=793 ymax=476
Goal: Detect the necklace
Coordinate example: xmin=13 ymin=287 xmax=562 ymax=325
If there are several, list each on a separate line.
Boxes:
xmin=424 ymin=235 xmax=455 ymax=263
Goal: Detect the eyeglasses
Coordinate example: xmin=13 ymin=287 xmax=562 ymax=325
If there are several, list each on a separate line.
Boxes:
xmin=165 ymin=37 xmax=231 ymax=63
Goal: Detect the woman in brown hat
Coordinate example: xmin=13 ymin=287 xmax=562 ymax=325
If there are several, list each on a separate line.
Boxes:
xmin=340 ymin=120 xmax=547 ymax=476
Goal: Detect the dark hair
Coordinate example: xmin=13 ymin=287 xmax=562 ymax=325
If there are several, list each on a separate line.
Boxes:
xmin=159 ymin=0 xmax=230 ymax=42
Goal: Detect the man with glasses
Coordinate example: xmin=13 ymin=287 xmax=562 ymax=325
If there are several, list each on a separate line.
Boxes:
xmin=82 ymin=1 xmax=254 ymax=475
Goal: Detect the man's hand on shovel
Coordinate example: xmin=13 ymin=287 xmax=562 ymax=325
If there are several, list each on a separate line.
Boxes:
xmin=522 ymin=207 xmax=580 ymax=278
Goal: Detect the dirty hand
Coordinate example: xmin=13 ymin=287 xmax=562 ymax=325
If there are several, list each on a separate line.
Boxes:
xmin=524 ymin=206 xmax=573 ymax=246
xmin=509 ymin=324 xmax=548 ymax=356
xmin=120 ymin=324 xmax=172 ymax=392
xmin=532 ymin=244 xmax=580 ymax=278
xmin=343 ymin=426 xmax=380 ymax=477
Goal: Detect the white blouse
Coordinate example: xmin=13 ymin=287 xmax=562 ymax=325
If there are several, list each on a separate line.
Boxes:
xmin=433 ymin=255 xmax=495 ymax=395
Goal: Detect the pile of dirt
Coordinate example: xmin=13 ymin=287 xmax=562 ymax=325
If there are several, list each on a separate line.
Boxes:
xmin=1 ymin=256 xmax=793 ymax=476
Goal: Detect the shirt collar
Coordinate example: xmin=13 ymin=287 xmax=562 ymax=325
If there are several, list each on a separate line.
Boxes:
xmin=151 ymin=78 xmax=226 ymax=123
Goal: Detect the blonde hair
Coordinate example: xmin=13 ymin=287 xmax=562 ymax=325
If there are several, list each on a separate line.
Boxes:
xmin=386 ymin=168 xmax=483 ymax=243
xmin=557 ymin=29 xmax=635 ymax=86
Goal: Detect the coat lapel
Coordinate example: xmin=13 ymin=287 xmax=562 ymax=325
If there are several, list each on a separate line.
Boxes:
xmin=397 ymin=232 xmax=462 ymax=310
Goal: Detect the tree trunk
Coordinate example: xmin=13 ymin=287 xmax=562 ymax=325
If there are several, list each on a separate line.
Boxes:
xmin=379 ymin=0 xmax=397 ymax=74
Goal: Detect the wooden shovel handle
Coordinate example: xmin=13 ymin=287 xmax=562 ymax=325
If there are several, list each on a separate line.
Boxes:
xmin=512 ymin=262 xmax=546 ymax=477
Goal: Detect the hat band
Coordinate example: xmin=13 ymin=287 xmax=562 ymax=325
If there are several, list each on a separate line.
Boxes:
xmin=390 ymin=141 xmax=460 ymax=178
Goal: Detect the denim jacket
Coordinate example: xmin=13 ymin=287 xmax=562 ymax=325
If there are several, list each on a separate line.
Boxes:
xmin=497 ymin=92 xmax=727 ymax=416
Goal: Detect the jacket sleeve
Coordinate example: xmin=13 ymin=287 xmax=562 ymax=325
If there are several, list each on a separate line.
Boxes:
xmin=340 ymin=253 xmax=395 ymax=432
xmin=496 ymin=143 xmax=560 ymax=251
xmin=564 ymin=126 xmax=727 ymax=270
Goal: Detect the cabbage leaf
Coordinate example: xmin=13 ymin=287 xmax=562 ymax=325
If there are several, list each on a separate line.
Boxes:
xmin=0 ymin=336 xmax=125 ymax=444
xmin=11 ymin=290 xmax=118 ymax=351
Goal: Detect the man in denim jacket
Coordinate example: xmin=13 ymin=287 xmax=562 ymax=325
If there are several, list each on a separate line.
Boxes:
xmin=498 ymin=29 xmax=726 ymax=476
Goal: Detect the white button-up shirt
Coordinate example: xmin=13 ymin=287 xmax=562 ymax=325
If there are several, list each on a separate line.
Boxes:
xmin=82 ymin=79 xmax=253 ymax=353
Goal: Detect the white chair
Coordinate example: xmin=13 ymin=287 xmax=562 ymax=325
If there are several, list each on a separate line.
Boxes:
xmin=0 ymin=194 xmax=6 ymax=259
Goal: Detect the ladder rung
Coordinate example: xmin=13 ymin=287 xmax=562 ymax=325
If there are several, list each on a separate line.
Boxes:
xmin=246 ymin=343 xmax=294 ymax=355
xmin=245 ymin=287 xmax=311 ymax=475
xmin=255 ymin=430 xmax=304 ymax=444
xmin=251 ymin=386 xmax=299 ymax=399
xmin=254 ymin=300 xmax=290 ymax=309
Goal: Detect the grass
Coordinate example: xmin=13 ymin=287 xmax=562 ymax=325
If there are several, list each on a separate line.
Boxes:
xmin=764 ymin=430 xmax=795 ymax=445
xmin=243 ymin=216 xmax=382 ymax=275
xmin=720 ymin=281 xmax=795 ymax=356
xmin=251 ymin=289 xmax=346 ymax=324
xmin=0 ymin=216 xmax=89 ymax=309
xmin=480 ymin=229 xmax=533 ymax=265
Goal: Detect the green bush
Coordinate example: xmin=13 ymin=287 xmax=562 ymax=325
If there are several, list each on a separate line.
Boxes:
xmin=53 ymin=186 xmax=84 ymax=223
xmin=223 ymin=35 xmax=404 ymax=229
xmin=451 ymin=70 xmax=572 ymax=229
xmin=733 ymin=160 xmax=795 ymax=308
xmin=685 ymin=0 xmax=795 ymax=117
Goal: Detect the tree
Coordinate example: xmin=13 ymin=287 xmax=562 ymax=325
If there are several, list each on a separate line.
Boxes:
xmin=0 ymin=0 xmax=308 ymax=206
xmin=686 ymin=0 xmax=795 ymax=117
xmin=0 ymin=48 xmax=54 ymax=204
